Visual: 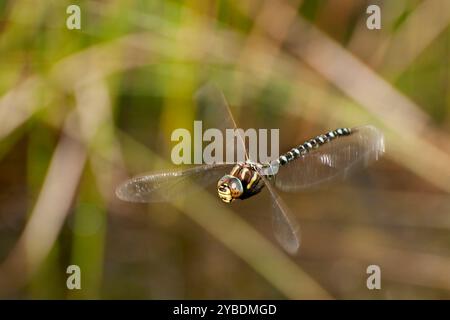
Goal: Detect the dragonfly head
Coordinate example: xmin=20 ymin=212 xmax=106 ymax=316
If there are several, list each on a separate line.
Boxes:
xmin=217 ymin=175 xmax=244 ymax=203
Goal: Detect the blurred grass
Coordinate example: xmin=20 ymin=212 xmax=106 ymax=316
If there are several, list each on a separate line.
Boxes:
xmin=0 ymin=0 xmax=449 ymax=299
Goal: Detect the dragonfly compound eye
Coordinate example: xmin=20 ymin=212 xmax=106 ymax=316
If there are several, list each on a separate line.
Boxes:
xmin=217 ymin=175 xmax=244 ymax=203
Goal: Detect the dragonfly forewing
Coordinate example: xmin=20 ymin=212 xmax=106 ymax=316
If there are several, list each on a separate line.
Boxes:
xmin=195 ymin=83 xmax=248 ymax=163
xmin=116 ymin=163 xmax=234 ymax=203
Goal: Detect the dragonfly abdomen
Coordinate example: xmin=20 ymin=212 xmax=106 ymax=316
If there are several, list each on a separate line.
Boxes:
xmin=277 ymin=127 xmax=352 ymax=166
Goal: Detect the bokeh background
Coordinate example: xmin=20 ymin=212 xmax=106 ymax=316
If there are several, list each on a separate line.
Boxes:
xmin=0 ymin=0 xmax=450 ymax=299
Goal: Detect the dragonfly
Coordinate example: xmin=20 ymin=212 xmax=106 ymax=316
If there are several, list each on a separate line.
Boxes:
xmin=116 ymin=83 xmax=385 ymax=254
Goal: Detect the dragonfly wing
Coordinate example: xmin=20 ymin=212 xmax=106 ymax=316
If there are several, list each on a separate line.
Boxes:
xmin=275 ymin=125 xmax=384 ymax=192
xmin=116 ymin=163 xmax=234 ymax=203
xmin=195 ymin=83 xmax=248 ymax=161
xmin=259 ymin=173 xmax=301 ymax=255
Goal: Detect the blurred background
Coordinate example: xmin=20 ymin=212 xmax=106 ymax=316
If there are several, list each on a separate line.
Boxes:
xmin=0 ymin=0 xmax=450 ymax=299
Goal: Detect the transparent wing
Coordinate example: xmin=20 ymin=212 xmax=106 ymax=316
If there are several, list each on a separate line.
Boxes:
xmin=275 ymin=125 xmax=384 ymax=192
xmin=116 ymin=163 xmax=234 ymax=203
xmin=195 ymin=82 xmax=248 ymax=162
xmin=259 ymin=173 xmax=301 ymax=255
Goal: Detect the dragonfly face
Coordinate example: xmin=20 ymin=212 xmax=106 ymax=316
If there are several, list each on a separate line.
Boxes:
xmin=217 ymin=175 xmax=243 ymax=203
xmin=217 ymin=163 xmax=265 ymax=203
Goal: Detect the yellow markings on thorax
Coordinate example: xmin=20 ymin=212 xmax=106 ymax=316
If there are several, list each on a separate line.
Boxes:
xmin=229 ymin=164 xmax=259 ymax=191
xmin=246 ymin=170 xmax=259 ymax=190
xmin=239 ymin=167 xmax=250 ymax=180
xmin=230 ymin=165 xmax=240 ymax=176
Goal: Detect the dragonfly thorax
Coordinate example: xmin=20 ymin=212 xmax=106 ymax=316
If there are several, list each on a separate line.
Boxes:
xmin=217 ymin=163 xmax=265 ymax=203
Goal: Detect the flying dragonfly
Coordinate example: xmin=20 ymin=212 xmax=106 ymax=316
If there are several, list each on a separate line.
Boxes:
xmin=116 ymin=84 xmax=385 ymax=254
